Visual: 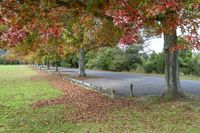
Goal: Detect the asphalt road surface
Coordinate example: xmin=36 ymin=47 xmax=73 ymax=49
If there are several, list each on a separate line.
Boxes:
xmin=46 ymin=67 xmax=200 ymax=96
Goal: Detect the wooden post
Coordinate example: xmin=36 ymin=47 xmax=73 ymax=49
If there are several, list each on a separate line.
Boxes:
xmin=81 ymin=81 xmax=84 ymax=87
xmin=111 ymin=89 xmax=116 ymax=99
xmin=130 ymin=84 xmax=134 ymax=97
xmin=90 ymin=84 xmax=93 ymax=89
xmin=58 ymin=73 xmax=62 ymax=78
xmin=99 ymin=87 xmax=102 ymax=92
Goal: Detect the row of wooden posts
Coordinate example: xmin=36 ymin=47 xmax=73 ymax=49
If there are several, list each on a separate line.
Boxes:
xmin=68 ymin=77 xmax=135 ymax=98
xmin=35 ymin=65 xmax=135 ymax=98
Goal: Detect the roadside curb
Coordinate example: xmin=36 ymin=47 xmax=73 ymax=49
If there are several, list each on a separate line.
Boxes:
xmin=32 ymin=66 xmax=115 ymax=98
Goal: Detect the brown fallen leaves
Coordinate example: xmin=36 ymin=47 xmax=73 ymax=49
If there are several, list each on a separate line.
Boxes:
xmin=32 ymin=69 xmax=135 ymax=122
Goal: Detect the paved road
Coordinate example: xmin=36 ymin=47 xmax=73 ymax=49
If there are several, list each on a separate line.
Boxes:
xmin=46 ymin=67 xmax=200 ymax=96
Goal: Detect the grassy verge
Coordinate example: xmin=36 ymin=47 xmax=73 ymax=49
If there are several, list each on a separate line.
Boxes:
xmin=0 ymin=65 xmax=76 ymax=132
xmin=0 ymin=65 xmax=200 ymax=133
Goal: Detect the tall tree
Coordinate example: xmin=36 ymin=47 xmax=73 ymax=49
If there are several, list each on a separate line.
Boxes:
xmin=107 ymin=0 xmax=200 ymax=97
xmin=63 ymin=11 xmax=120 ymax=76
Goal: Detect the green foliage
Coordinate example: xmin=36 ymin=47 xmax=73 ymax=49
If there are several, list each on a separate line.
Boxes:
xmin=143 ymin=52 xmax=165 ymax=74
xmin=0 ymin=50 xmax=20 ymax=64
xmin=124 ymin=45 xmax=143 ymax=70
xmin=86 ymin=48 xmax=113 ymax=70
xmin=60 ymin=54 xmax=78 ymax=68
xmin=86 ymin=45 xmax=142 ymax=71
xmin=0 ymin=58 xmax=20 ymax=65
xmin=185 ymin=53 xmax=200 ymax=77
xmin=0 ymin=24 xmax=7 ymax=32
xmin=86 ymin=0 xmax=105 ymax=14
xmin=142 ymin=50 xmax=200 ymax=77
xmin=143 ymin=61 xmax=154 ymax=73
xmin=179 ymin=50 xmax=192 ymax=75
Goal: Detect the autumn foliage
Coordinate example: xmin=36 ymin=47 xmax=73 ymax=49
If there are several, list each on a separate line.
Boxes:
xmin=107 ymin=0 xmax=199 ymax=50
xmin=0 ymin=0 xmax=199 ymax=54
xmin=0 ymin=0 xmax=199 ymax=81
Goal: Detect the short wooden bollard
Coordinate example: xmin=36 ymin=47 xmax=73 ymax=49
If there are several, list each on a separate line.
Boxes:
xmin=130 ymin=84 xmax=134 ymax=97
xmin=90 ymin=84 xmax=93 ymax=89
xmin=99 ymin=87 xmax=102 ymax=92
xmin=111 ymin=89 xmax=116 ymax=98
xmin=58 ymin=73 xmax=62 ymax=78
xmin=81 ymin=81 xmax=84 ymax=87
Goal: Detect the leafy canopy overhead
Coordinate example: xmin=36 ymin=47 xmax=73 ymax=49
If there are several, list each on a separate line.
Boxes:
xmin=0 ymin=0 xmax=199 ymax=52
xmin=106 ymin=0 xmax=200 ymax=50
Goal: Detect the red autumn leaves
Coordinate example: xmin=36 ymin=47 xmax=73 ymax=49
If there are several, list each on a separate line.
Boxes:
xmin=107 ymin=0 xmax=199 ymax=50
xmin=33 ymin=69 xmax=133 ymax=122
xmin=0 ymin=0 xmax=199 ymax=51
xmin=1 ymin=25 xmax=27 ymax=47
xmin=39 ymin=25 xmax=62 ymax=42
xmin=107 ymin=0 xmax=142 ymax=44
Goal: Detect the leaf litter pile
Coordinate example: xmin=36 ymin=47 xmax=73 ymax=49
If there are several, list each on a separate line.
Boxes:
xmin=32 ymin=69 xmax=135 ymax=122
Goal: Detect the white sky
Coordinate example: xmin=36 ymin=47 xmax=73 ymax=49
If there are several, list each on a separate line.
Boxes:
xmin=148 ymin=29 xmax=200 ymax=53
xmin=120 ymin=29 xmax=199 ymax=53
xmin=148 ymin=37 xmax=164 ymax=53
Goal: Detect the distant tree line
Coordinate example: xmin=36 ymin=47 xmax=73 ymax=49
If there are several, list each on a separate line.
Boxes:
xmin=60 ymin=47 xmax=200 ymax=77
xmin=0 ymin=50 xmax=20 ymax=65
xmin=60 ymin=45 xmax=142 ymax=71
xmin=0 ymin=57 xmax=20 ymax=65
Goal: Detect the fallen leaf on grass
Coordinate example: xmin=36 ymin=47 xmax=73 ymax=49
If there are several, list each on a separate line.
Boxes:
xmin=32 ymin=69 xmax=136 ymax=122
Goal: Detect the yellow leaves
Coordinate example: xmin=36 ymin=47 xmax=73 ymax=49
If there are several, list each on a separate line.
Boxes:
xmin=62 ymin=10 xmax=121 ymax=52
xmin=72 ymin=22 xmax=82 ymax=34
xmin=94 ymin=18 xmax=121 ymax=46
xmin=40 ymin=0 xmax=57 ymax=10
xmin=63 ymin=45 xmax=77 ymax=56
xmin=62 ymin=29 xmax=74 ymax=43
xmin=80 ymin=14 xmax=95 ymax=29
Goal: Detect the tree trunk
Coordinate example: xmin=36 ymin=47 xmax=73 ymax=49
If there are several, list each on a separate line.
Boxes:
xmin=163 ymin=30 xmax=184 ymax=98
xmin=55 ymin=62 xmax=59 ymax=72
xmin=79 ymin=48 xmax=86 ymax=77
xmin=42 ymin=59 xmax=45 ymax=68
xmin=47 ymin=61 xmax=50 ymax=70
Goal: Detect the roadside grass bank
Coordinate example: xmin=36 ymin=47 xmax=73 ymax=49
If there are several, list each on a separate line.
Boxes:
xmin=0 ymin=65 xmax=200 ymax=133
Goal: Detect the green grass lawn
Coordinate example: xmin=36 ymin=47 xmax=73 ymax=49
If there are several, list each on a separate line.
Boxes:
xmin=0 ymin=65 xmax=76 ymax=132
xmin=0 ymin=65 xmax=200 ymax=133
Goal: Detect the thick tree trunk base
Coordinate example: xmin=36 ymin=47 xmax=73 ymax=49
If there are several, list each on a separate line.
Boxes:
xmin=162 ymin=89 xmax=185 ymax=99
xmin=162 ymin=90 xmax=198 ymax=101
xmin=163 ymin=30 xmax=185 ymax=99
xmin=79 ymin=73 xmax=86 ymax=77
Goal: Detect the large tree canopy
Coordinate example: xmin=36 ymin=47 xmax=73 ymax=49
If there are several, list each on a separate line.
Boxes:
xmin=107 ymin=0 xmax=199 ymax=49
xmin=106 ymin=0 xmax=199 ymax=97
xmin=0 ymin=0 xmax=119 ymax=76
xmin=0 ymin=0 xmax=199 ymax=97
